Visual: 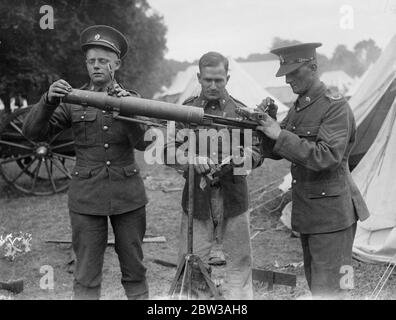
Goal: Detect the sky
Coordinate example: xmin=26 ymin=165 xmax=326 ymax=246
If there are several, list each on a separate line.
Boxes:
xmin=147 ymin=0 xmax=396 ymax=62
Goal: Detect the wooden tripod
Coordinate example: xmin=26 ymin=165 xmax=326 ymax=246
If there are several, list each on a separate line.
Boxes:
xmin=168 ymin=129 xmax=222 ymax=299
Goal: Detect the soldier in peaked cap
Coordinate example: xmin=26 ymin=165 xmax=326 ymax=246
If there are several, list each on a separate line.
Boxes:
xmin=23 ymin=25 xmax=152 ymax=300
xmin=256 ymin=43 xmax=370 ymax=299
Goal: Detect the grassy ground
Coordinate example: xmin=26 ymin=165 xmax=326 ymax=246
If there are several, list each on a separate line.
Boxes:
xmin=0 ymin=151 xmax=395 ymax=300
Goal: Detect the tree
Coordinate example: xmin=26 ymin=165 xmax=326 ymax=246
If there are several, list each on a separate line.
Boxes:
xmin=0 ymin=0 xmax=167 ymax=112
xmin=271 ymin=37 xmax=301 ymax=50
xmin=354 ymin=39 xmax=381 ymax=69
xmin=330 ymin=44 xmax=365 ymax=77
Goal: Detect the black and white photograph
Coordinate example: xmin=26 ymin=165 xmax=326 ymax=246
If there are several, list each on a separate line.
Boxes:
xmin=1 ymin=0 xmax=396 ymax=306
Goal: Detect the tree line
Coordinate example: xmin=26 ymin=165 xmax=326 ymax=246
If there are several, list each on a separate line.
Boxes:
xmin=0 ymin=1 xmax=382 ymax=112
xmin=0 ymin=0 xmax=167 ymax=111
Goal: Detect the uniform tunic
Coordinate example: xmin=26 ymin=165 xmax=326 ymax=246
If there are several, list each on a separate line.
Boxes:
xmin=172 ymin=90 xmax=264 ymax=220
xmin=22 ymin=84 xmax=149 ymax=216
xmin=269 ymin=82 xmax=369 ymax=234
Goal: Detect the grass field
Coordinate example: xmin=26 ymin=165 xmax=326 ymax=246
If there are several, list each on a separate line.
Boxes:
xmin=0 ymin=151 xmax=395 ymax=300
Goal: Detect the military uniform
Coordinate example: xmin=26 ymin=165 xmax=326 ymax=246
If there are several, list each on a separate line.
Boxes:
xmin=266 ymin=43 xmax=370 ymax=298
xmin=166 ymin=90 xmax=264 ymax=299
xmin=22 ymin=25 xmax=150 ymax=300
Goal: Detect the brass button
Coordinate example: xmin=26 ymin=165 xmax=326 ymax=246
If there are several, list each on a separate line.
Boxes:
xmin=103 ymin=125 xmax=109 ymax=131
xmin=296 ymin=107 xmax=300 ymax=111
xmin=104 ymin=143 xmax=109 ymax=149
xmin=211 ymin=106 xmax=216 ymax=110
xmin=75 ymin=171 xmax=79 ymax=176
xmin=80 ymin=116 xmax=85 ymax=120
xmin=292 ymin=126 xmax=296 ymax=131
xmin=292 ymin=179 xmax=297 ymax=184
xmin=106 ymin=161 xmax=111 ymax=166
xmin=102 ymin=110 xmax=106 ymax=114
xmin=307 ymin=131 xmax=311 ymax=135
xmin=321 ymin=192 xmax=326 ymax=196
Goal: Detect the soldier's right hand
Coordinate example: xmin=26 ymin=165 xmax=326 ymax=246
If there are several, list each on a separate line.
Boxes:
xmin=47 ymin=79 xmax=72 ymax=104
xmin=257 ymin=97 xmax=278 ymax=120
xmin=194 ymin=156 xmax=215 ymax=175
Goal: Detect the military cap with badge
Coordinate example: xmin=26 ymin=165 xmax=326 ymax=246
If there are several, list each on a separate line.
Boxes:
xmin=80 ymin=24 xmax=129 ymax=58
xmin=270 ymin=42 xmax=322 ymax=77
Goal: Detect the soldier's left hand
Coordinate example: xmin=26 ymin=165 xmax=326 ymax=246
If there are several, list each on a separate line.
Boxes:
xmin=113 ymin=83 xmax=132 ymax=97
xmin=256 ymin=113 xmax=282 ymax=140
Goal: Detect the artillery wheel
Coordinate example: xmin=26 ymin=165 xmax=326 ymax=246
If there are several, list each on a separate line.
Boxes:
xmin=0 ymin=106 xmax=76 ymax=196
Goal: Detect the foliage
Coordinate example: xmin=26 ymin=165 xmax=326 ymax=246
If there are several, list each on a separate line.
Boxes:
xmin=0 ymin=0 xmax=167 ymax=109
xmin=0 ymin=232 xmax=32 ymax=261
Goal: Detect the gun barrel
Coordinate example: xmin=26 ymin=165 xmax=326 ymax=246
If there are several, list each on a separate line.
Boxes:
xmin=63 ymin=89 xmax=205 ymax=124
xmin=204 ymin=114 xmax=258 ymax=129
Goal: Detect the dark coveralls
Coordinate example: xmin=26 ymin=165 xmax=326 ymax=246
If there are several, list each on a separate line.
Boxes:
xmin=265 ymin=82 xmax=370 ymax=298
xmin=22 ymin=84 xmax=150 ymax=299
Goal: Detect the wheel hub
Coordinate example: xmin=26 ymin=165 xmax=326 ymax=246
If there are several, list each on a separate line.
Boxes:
xmin=35 ymin=143 xmax=49 ymax=157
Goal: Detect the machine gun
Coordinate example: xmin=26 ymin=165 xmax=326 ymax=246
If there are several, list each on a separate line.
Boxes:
xmin=62 ymin=88 xmax=274 ymax=129
xmin=62 ymin=89 xmax=277 ymax=299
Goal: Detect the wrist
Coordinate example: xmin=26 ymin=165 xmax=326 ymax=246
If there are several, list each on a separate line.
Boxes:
xmin=45 ymin=92 xmax=59 ymax=106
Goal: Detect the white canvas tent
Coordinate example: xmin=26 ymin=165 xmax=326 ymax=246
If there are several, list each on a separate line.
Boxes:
xmin=345 ymin=64 xmax=373 ymax=98
xmin=350 ymin=35 xmax=396 ymax=263
xmin=155 ymin=65 xmax=198 ymax=103
xmin=239 ymin=60 xmax=297 ymax=106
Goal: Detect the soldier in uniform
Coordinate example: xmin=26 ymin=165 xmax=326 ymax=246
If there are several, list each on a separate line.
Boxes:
xmin=256 ymin=43 xmax=370 ymax=299
xmin=165 ymin=52 xmax=271 ymax=299
xmin=23 ymin=25 xmax=150 ymax=300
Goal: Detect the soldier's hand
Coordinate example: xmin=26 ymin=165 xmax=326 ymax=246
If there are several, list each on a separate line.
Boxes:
xmin=256 ymin=113 xmax=282 ymax=140
xmin=257 ymin=97 xmax=278 ymax=120
xmin=47 ymin=79 xmax=72 ymax=104
xmin=194 ymin=156 xmax=215 ymax=175
xmin=112 ymin=83 xmax=132 ymax=97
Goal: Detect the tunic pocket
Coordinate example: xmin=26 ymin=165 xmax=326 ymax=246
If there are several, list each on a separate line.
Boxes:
xmin=123 ymin=163 xmax=140 ymax=177
xmin=307 ymin=181 xmax=344 ymax=199
xmin=71 ymin=166 xmax=91 ymax=179
xmin=71 ymin=110 xmax=97 ymax=145
xmin=294 ymin=126 xmax=320 ymax=139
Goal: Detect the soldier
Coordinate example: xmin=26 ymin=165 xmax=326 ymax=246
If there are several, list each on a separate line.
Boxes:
xmin=23 ymin=25 xmax=150 ymax=300
xmin=256 ymin=43 xmax=370 ymax=299
xmin=165 ymin=52 xmax=272 ymax=299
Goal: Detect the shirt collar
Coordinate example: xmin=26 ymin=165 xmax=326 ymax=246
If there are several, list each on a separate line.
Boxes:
xmin=295 ymin=81 xmax=327 ymax=112
xmin=197 ymin=90 xmax=230 ymax=111
xmin=88 ymin=81 xmax=117 ymax=92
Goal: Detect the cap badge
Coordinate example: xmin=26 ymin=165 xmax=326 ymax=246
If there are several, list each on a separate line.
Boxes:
xmin=94 ymin=33 xmax=101 ymax=40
